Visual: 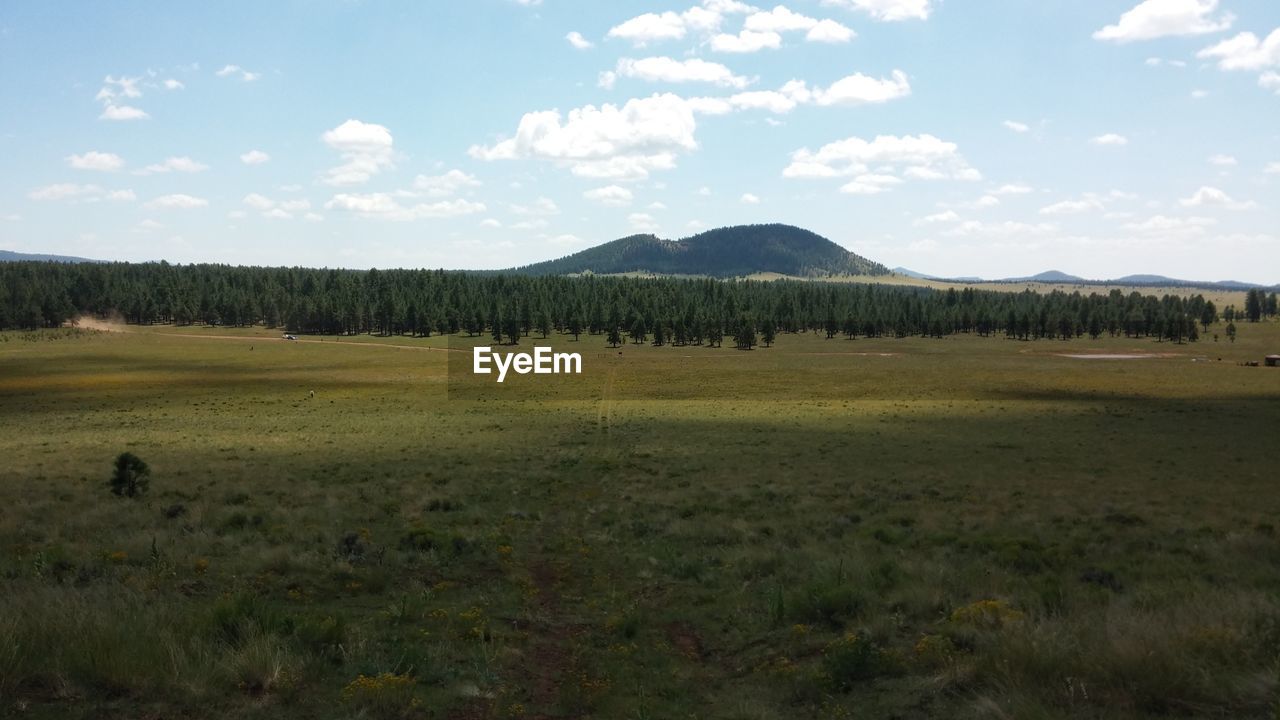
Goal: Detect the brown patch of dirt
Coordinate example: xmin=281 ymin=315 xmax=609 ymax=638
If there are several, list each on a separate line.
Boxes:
xmin=665 ymin=621 xmax=706 ymax=663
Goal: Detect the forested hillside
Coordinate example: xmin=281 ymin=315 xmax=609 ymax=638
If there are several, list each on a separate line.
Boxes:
xmin=509 ymin=224 xmax=890 ymax=278
xmin=4 ymin=260 xmax=1275 ymax=346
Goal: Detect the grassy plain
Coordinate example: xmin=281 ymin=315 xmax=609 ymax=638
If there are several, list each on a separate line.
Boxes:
xmin=1 ymin=319 xmax=1279 ymax=719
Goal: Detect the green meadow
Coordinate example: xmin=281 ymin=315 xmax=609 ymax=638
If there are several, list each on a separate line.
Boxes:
xmin=2 ymin=321 xmax=1279 ymax=719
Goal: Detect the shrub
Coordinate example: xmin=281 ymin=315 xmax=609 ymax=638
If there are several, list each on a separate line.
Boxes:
xmin=109 ymin=452 xmax=150 ymax=498
xmin=822 ymin=633 xmax=891 ymax=691
xmin=341 ymin=672 xmax=418 ymax=716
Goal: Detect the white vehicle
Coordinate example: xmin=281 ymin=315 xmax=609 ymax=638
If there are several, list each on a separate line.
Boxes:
xmin=283 ymin=334 xmax=297 ymax=341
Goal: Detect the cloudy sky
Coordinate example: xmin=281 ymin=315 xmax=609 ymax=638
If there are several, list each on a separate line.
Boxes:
xmin=1 ymin=0 xmax=1278 ymax=281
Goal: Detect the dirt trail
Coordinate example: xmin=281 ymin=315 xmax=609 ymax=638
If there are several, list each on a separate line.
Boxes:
xmin=70 ymin=316 xmax=467 ymax=353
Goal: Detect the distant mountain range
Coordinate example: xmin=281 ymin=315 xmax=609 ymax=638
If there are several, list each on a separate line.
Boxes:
xmin=893 ymin=266 xmax=1279 ymax=291
xmin=1 ymin=249 xmax=100 ymax=263
xmin=6 ymin=234 xmax=1276 ymax=290
xmin=507 ymin=224 xmax=890 ymax=278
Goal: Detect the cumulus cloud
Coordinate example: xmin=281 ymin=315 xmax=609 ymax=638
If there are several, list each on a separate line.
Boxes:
xmin=414 ymin=169 xmax=481 ymax=197
xmin=566 ymin=31 xmax=594 ymax=49
xmin=1002 ymin=120 xmax=1030 ymax=133
xmin=216 ymin=64 xmax=260 ymax=81
xmin=1091 ymin=133 xmax=1129 ymax=146
xmin=325 ymin=193 xmax=485 ymax=221
xmin=783 ymin=134 xmax=980 ymax=196
xmin=1208 ymin=153 xmax=1237 ymax=166
xmin=606 ymin=1 xmax=754 ymax=46
xmin=66 ymin=151 xmax=124 ymax=171
xmin=993 ymin=183 xmax=1034 ymax=195
xmin=821 ymin=0 xmax=932 ymax=22
xmin=28 ymin=184 xmax=135 ymax=202
xmin=511 ymin=197 xmax=561 ymax=216
xmin=1094 ymin=0 xmax=1233 ymax=43
xmin=162 ymin=78 xmax=185 ymax=90
xmin=240 ymin=150 xmax=271 ymax=165
xmin=629 ymin=212 xmax=660 ymax=231
xmin=135 ymin=156 xmax=209 ymax=175
xmin=95 ymin=75 xmax=150 ymax=121
xmin=584 ymin=185 xmax=635 ymax=206
xmin=740 ymin=192 xmax=761 ymax=204
xmin=321 ymin=119 xmax=395 ymax=186
xmin=710 ymin=29 xmax=783 ymax=53
xmin=1178 ymin=185 xmax=1256 ymax=209
xmin=1040 ymin=197 xmax=1106 ymax=215
xmin=146 ymin=194 xmax=208 ymax=209
xmin=1197 ymin=29 xmax=1280 ymax=71
xmin=611 ymin=56 xmax=753 ymax=88
xmin=469 ymin=94 xmax=697 ymax=181
xmin=915 ymin=210 xmax=960 ymax=225
xmin=243 ymin=193 xmax=311 ymax=218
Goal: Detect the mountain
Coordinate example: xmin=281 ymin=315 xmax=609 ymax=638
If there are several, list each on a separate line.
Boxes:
xmin=1003 ymin=270 xmax=1087 ymax=283
xmin=508 ymin=224 xmax=890 ymax=278
xmin=892 ymin=266 xmax=933 ymax=279
xmin=1 ymin=249 xmax=99 ymax=263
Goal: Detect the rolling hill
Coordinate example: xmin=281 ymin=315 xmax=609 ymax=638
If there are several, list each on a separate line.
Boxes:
xmin=507 ymin=224 xmax=890 ymax=278
xmin=1 ymin=249 xmax=99 ymax=263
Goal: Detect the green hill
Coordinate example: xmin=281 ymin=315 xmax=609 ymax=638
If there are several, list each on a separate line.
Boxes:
xmin=508 ymin=224 xmax=889 ymax=278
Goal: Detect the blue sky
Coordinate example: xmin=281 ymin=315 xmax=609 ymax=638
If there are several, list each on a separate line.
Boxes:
xmin=1 ymin=0 xmax=1277 ymax=281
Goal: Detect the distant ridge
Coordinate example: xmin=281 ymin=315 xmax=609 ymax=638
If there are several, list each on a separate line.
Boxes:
xmin=508 ymin=224 xmax=890 ymax=278
xmin=1 ymin=249 xmax=99 ymax=264
xmin=891 ymin=267 xmax=1276 ymax=291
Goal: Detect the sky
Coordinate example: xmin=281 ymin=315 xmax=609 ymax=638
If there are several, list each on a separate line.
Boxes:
xmin=1 ymin=0 xmax=1278 ymax=282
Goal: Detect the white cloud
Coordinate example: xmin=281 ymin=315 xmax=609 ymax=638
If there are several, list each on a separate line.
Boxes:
xmin=584 ymin=185 xmax=634 ymax=206
xmin=162 ymin=78 xmax=184 ymax=90
xmin=1208 ymin=153 xmax=1237 ymax=166
xmin=1040 ymin=197 xmax=1105 ymax=215
xmin=28 ymin=183 xmax=134 ymax=202
xmin=134 ymin=219 xmax=164 ymax=232
xmin=136 ymin=156 xmax=209 ymax=175
xmin=940 ymin=220 xmax=1057 ymax=238
xmin=1123 ymin=214 xmax=1216 ymax=233
xmin=469 ymin=94 xmax=697 ymax=182
xmin=613 ymin=56 xmax=752 ymax=88
xmin=99 ymin=104 xmax=149 ymax=121
xmin=710 ymin=29 xmax=782 ymax=53
xmin=1091 ymin=133 xmax=1129 ymax=146
xmin=1197 ymin=29 xmax=1280 ymax=70
xmin=783 ymin=134 xmax=979 ymax=195
xmin=1265 ymin=161 xmax=1280 ymax=174
xmin=321 ymin=119 xmax=395 ymax=186
xmin=566 ymin=31 xmax=594 ymax=49
xmin=629 ymin=212 xmax=660 ymax=231
xmin=915 ymin=210 xmax=960 ymax=225
xmin=413 ymin=169 xmax=481 ymax=197
xmin=821 ymin=0 xmax=931 ymax=22
xmin=511 ymin=197 xmax=561 ymax=216
xmin=1190 ymin=88 xmax=1210 ymax=99
xmin=811 ymin=69 xmax=910 ymax=105
xmin=1260 ymin=72 xmax=1280 ymax=93
xmin=480 ymin=218 xmax=503 ymax=228
xmin=1002 ymin=120 xmax=1030 ymax=133
xmin=606 ymin=1 xmax=753 ymax=46
xmin=1093 ymin=0 xmax=1234 ymax=43
xmin=806 ymin=19 xmax=856 ymax=43
xmin=244 ymin=193 xmax=276 ymax=211
xmin=740 ymin=192 xmax=761 ymax=204
xmin=608 ymin=12 xmax=690 ymax=45
xmin=240 ymin=150 xmax=271 ymax=165
xmin=1178 ymin=185 xmax=1256 ymax=209
xmin=146 ymin=194 xmax=208 ymax=209
xmin=216 ymin=64 xmax=260 ymax=81
xmin=993 ymin=183 xmax=1034 ymax=195
xmin=66 ymin=151 xmax=124 ymax=171
xmin=325 ymin=193 xmax=485 ymax=221
xmin=840 ymin=174 xmax=903 ymax=195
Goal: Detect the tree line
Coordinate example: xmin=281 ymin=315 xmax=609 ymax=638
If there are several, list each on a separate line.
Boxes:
xmin=2 ymin=261 xmax=1275 ymax=348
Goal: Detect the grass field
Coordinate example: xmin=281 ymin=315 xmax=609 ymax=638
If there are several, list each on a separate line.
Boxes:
xmin=2 ymin=320 xmax=1279 ymax=719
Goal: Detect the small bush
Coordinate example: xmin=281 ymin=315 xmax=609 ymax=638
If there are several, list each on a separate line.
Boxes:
xmin=341 ymin=672 xmax=418 ymax=716
xmin=109 ymin=452 xmax=150 ymax=498
xmin=822 ymin=633 xmax=891 ymax=691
